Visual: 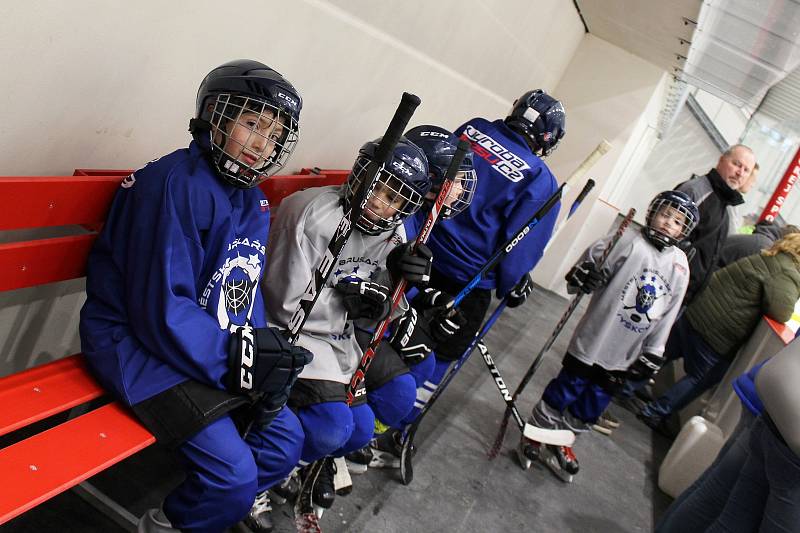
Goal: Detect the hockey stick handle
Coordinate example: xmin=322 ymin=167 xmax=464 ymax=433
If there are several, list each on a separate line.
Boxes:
xmin=567 ymin=178 xmax=595 ymax=218
xmin=451 ymin=181 xmax=565 ymax=308
xmin=344 ymin=140 xmax=468 ymax=405
xmin=564 ymin=140 xmax=611 ymax=186
xmin=286 ymin=93 xmax=421 ymax=346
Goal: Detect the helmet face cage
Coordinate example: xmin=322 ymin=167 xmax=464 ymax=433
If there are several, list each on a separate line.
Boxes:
xmin=644 ymin=193 xmax=699 ymax=249
xmin=345 ymin=157 xmax=426 ymax=236
xmin=208 ymin=93 xmax=299 ymax=188
xmin=439 ymin=167 xmax=477 ymax=219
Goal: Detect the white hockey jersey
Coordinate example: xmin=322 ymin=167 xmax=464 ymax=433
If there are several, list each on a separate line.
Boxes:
xmin=567 ymin=229 xmax=689 ymax=371
xmin=263 ymin=185 xmax=408 ymax=384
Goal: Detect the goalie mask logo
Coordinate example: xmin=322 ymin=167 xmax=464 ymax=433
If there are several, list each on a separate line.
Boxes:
xmin=617 ymin=268 xmax=673 ymax=333
xmin=216 ymin=254 xmax=261 ymax=329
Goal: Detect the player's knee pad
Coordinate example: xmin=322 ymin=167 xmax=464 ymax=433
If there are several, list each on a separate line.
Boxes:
xmin=337 ymin=404 xmax=375 ymax=456
xmin=298 ymin=402 xmax=354 ymax=460
xmin=246 ymin=407 xmax=304 ymax=485
xmin=368 ymin=373 xmax=416 ymax=428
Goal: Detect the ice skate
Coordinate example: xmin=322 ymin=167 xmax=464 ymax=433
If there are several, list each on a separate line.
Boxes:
xmin=311 ymin=456 xmax=337 ymax=517
xmin=241 ymin=491 xmax=273 ymax=533
xmin=540 ymin=444 xmax=579 ymax=483
xmin=369 ymin=429 xmax=404 ymax=469
xmin=345 ymin=444 xmax=374 ymax=474
xmin=138 ymin=507 xmax=179 ymax=533
xmin=592 ymin=411 xmax=620 ymax=436
xmin=333 ymin=456 xmax=353 ymax=496
xmin=516 ymin=435 xmax=541 ymax=470
xmin=269 ymin=470 xmax=300 ymax=505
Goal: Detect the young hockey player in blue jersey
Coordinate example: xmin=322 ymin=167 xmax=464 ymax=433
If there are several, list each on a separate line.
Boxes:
xmin=79 ymin=60 xmax=314 ymax=533
xmin=361 ymin=91 xmax=565 ymax=469
xmin=343 ymin=124 xmax=479 ymax=471
xmin=520 ymin=191 xmax=699 ymax=483
xmin=255 ymin=137 xmax=433 ymax=522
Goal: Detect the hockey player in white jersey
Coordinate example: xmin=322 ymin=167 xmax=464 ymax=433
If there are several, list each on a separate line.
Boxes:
xmin=252 ymin=137 xmax=432 ymax=524
xmin=521 ymin=191 xmax=699 ymax=482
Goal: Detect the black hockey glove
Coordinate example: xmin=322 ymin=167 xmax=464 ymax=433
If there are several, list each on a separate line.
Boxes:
xmin=506 ymin=273 xmax=533 ymax=308
xmin=626 ymin=352 xmax=665 ymax=382
xmin=335 ymin=279 xmax=392 ymax=321
xmin=389 ymin=308 xmax=435 ymax=365
xmin=411 ymin=288 xmax=467 ymax=343
xmin=386 ymin=242 xmax=433 ymax=285
xmin=565 ymin=261 xmax=606 ymax=294
xmin=226 ymin=326 xmax=313 ymax=405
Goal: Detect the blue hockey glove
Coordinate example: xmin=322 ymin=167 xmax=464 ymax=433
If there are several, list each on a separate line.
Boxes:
xmin=506 ymin=273 xmax=533 ymax=308
xmin=386 ymin=242 xmax=433 ymax=285
xmin=335 ymin=279 xmax=392 ymax=321
xmin=565 ymin=261 xmax=606 ymax=294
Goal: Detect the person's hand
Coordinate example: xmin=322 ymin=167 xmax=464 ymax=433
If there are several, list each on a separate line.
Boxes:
xmin=386 ymin=242 xmax=433 ymax=285
xmin=335 ymin=280 xmax=392 ymax=321
xmin=506 ymin=273 xmax=533 ymax=308
xmin=565 ymin=261 xmax=606 ymax=294
xmin=626 ymin=352 xmax=664 ymax=381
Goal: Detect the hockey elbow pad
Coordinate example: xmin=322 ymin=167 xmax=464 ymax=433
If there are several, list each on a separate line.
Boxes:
xmin=389 ymin=308 xmax=434 ymax=365
xmin=226 ymin=326 xmax=313 ymax=400
xmin=626 ymin=352 xmax=664 ymax=381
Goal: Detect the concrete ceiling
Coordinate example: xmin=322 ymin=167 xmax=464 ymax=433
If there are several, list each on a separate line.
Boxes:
xmin=574 ymin=0 xmax=701 ymax=75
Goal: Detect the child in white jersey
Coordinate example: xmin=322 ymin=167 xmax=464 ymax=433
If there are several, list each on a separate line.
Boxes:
xmin=519 ymin=190 xmax=699 ymax=482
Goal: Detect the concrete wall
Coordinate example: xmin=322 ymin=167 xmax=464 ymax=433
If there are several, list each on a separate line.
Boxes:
xmin=0 ymin=0 xmax=587 ymax=373
xmin=532 ymin=34 xmax=665 ymax=295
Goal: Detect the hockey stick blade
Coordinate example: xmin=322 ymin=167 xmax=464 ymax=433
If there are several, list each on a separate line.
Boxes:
xmin=344 ymin=138 xmax=467 ymax=404
xmin=522 ymin=424 xmax=576 ymax=446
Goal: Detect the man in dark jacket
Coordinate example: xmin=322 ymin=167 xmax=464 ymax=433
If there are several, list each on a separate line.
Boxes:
xmin=677 ymin=145 xmax=754 ymax=303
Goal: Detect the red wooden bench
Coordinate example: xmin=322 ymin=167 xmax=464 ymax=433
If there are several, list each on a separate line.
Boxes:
xmin=0 ymin=168 xmax=347 ymax=529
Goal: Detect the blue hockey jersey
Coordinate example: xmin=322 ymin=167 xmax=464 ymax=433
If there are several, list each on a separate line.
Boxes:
xmin=406 ymin=118 xmax=559 ymax=296
xmin=79 ymin=141 xmax=270 ymax=405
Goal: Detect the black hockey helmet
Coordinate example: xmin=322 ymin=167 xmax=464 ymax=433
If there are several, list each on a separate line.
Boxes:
xmin=504 ymin=89 xmax=565 ymax=157
xmin=344 ymin=137 xmax=431 ymax=235
xmin=404 ymin=125 xmax=477 ymax=219
xmin=190 ymin=59 xmax=302 ymax=188
xmin=644 ymin=190 xmax=699 ymax=249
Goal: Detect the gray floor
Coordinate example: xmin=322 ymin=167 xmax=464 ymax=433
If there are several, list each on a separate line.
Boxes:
xmin=2 ymin=285 xmax=673 ymax=532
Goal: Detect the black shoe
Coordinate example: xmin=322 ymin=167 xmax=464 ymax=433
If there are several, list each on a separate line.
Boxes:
xmin=312 ymin=457 xmax=336 ymax=511
xmin=242 ymin=491 xmax=273 ymax=533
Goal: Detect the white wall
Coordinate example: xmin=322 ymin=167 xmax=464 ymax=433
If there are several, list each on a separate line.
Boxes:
xmin=532 ymin=34 xmax=666 ymax=294
xmin=0 ymin=0 xmax=584 ymax=176
xmin=0 ymin=1 xmax=586 ymax=372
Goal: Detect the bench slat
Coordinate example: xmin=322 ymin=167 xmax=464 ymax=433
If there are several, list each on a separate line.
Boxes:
xmin=0 ymin=355 xmax=105 ymax=437
xmin=0 ymin=403 xmax=155 ymax=525
xmin=0 ymin=234 xmax=96 ymax=291
xmin=0 ymin=177 xmax=122 ymax=231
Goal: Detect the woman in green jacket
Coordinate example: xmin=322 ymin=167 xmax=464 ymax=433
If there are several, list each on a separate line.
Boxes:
xmin=638 ymin=233 xmax=800 ymax=432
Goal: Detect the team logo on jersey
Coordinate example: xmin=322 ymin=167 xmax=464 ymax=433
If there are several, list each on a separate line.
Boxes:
xmin=199 ymin=238 xmax=265 ymax=331
xmin=461 ymin=125 xmax=530 ymax=182
xmin=616 ymin=268 xmax=673 ymax=333
xmin=260 ymin=199 xmax=269 ymax=212
xmin=121 ymin=173 xmax=136 ymax=189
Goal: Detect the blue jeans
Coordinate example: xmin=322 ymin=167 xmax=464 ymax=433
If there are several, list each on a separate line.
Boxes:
xmin=641 ymin=316 xmax=731 ymax=419
xmin=657 ymin=414 xmax=800 ymax=532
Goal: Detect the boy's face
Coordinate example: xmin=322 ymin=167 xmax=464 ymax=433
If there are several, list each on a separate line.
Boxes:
xmin=652 ymin=206 xmax=686 ymax=240
xmin=218 ymin=109 xmax=285 ymax=168
xmin=364 ymin=177 xmax=406 ymax=222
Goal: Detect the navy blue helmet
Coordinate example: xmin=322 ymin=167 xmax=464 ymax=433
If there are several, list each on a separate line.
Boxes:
xmin=644 ymin=190 xmax=699 ymax=249
xmin=191 ymin=59 xmax=302 ymax=188
xmin=405 ymin=125 xmax=477 ymax=219
xmin=345 ymin=137 xmax=431 ymax=235
xmin=505 ymin=89 xmax=565 ymax=157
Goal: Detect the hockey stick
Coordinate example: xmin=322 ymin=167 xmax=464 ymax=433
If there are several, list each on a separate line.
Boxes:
xmin=287 ymin=92 xmax=421 ymax=346
xmin=488 ymin=207 xmax=636 ymax=458
xmin=345 ymin=139 xmax=471 ymax=405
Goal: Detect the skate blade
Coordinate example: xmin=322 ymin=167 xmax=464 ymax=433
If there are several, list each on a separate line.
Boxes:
xmin=313 ymin=505 xmax=326 ymax=519
xmin=523 ymin=423 xmax=575 ymax=446
xmin=591 ymin=424 xmax=613 ymax=436
xmin=541 ymin=453 xmax=574 ymax=484
xmin=516 ymin=446 xmax=532 ymax=470
xmin=345 ymin=460 xmax=369 ymax=475
xmin=332 ymin=457 xmax=352 ymax=494
xmin=369 ymin=450 xmax=400 ymax=469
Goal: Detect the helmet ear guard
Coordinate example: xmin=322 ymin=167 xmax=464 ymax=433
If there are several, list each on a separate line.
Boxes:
xmin=192 ymin=60 xmax=302 ymax=189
